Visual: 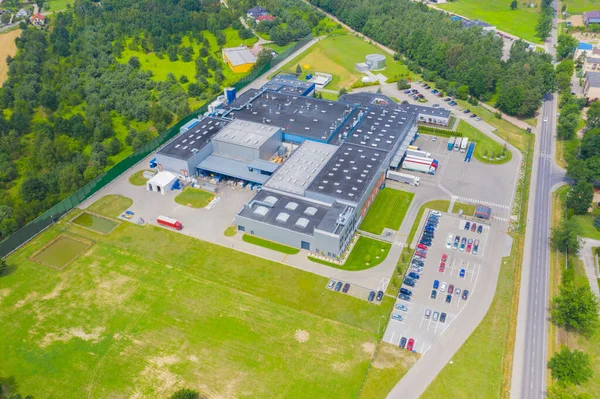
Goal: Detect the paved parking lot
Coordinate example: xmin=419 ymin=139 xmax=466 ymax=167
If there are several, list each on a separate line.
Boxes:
xmin=382 ymin=211 xmax=491 ymax=353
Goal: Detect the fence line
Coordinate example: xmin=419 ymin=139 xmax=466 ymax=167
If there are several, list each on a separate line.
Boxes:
xmin=0 ymin=34 xmax=313 ymax=258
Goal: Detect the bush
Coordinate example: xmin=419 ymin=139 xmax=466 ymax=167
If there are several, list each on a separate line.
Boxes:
xmin=350 ymin=80 xmax=380 ymax=89
xmin=495 ymin=111 xmax=502 ymax=119
xmin=397 ymin=79 xmax=411 ymax=90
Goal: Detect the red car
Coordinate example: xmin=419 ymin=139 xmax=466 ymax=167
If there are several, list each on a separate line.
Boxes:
xmin=438 ymin=262 xmax=445 ymax=272
xmin=418 ymin=243 xmax=428 ymax=250
xmin=416 ymin=251 xmax=427 ymax=259
xmin=471 ymin=223 xmax=477 ymax=232
xmin=407 ymin=338 xmax=415 ymax=351
xmin=441 ymin=253 xmax=448 ymax=262
xmin=448 ymin=284 xmax=454 ymax=294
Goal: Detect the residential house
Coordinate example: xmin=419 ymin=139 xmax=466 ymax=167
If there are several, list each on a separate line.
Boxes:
xmin=584 ymin=10 xmax=600 ymax=24
xmin=584 ymin=56 xmax=600 ymax=73
xmin=223 ymin=46 xmax=257 ymax=73
xmin=30 ymin=13 xmax=45 ymax=27
xmin=575 ymin=42 xmax=594 ymax=59
xmin=584 ymin=71 xmax=600 ymax=100
xmin=246 ymin=6 xmax=268 ymax=19
xmin=256 ymin=14 xmax=275 ymax=23
xmin=15 ymin=9 xmax=29 ymax=18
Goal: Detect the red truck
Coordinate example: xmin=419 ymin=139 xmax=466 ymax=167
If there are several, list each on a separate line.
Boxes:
xmin=157 ymin=215 xmax=183 ymax=230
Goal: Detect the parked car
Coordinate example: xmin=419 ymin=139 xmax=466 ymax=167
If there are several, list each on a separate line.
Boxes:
xmin=466 ymin=238 xmax=473 ymax=253
xmin=440 ymin=312 xmax=447 ymax=323
xmin=407 ymin=338 xmax=415 ymax=351
xmin=431 ymin=211 xmax=442 ymax=217
xmin=463 ymin=109 xmax=471 ymax=114
xmin=392 ymin=313 xmax=404 ymax=321
xmin=400 ymin=288 xmax=413 ymax=296
xmin=410 ymin=268 xmax=423 ymax=275
xmin=416 ymin=251 xmax=427 ymax=259
xmin=404 ymin=89 xmax=412 ymax=94
xmin=441 ymin=253 xmax=448 ymax=262
xmin=477 ymin=225 xmax=483 ymax=234
xmin=473 ymin=239 xmax=480 ymax=255
xmin=431 ymin=289 xmax=437 ymax=299
xmin=438 ymin=262 xmax=445 ymax=272
xmin=444 ymin=97 xmax=452 ymax=102
xmin=376 ymin=290 xmax=384 ymax=301
xmin=460 ymin=268 xmax=466 ymax=278
xmin=399 ymin=294 xmax=411 ymax=302
xmin=433 ymin=311 xmax=439 ymax=322
xmin=440 ymin=282 xmax=447 ymax=292
xmin=335 ymin=281 xmax=343 ymax=291
xmin=342 ymin=283 xmax=350 ymax=293
xmin=404 ymin=278 xmax=415 ymax=287
xmin=412 ymin=259 xmax=424 ymax=266
xmin=475 ymin=117 xmax=482 ymax=121
xmin=462 ymin=290 xmax=469 ymax=300
xmin=469 ymin=113 xmax=477 ymax=118
xmin=471 ymin=223 xmax=477 ymax=232
xmin=453 ymin=236 xmax=460 ymax=249
xmin=446 ymin=234 xmax=453 ymax=248
xmin=424 ymin=309 xmax=432 ymax=319
xmin=418 ymin=243 xmax=428 ymax=250
xmin=420 ymin=240 xmax=432 ymax=247
xmin=399 ymin=337 xmax=407 ymax=349
xmin=408 ymin=272 xmax=421 ymax=280
xmin=446 ymin=294 xmax=452 ymax=303
xmin=464 ymin=221 xmax=471 ymax=230
xmin=448 ymin=284 xmax=454 ymax=294
xmin=460 ymin=237 xmax=467 ymax=251
xmin=395 ymin=303 xmax=408 ymax=311
xmin=449 ymin=101 xmax=457 ymax=106
xmin=432 ymin=104 xmax=440 ymax=108
xmin=455 ymin=288 xmax=461 ymax=297
xmin=327 ymin=280 xmax=336 ymax=289
xmin=368 ymin=291 xmax=375 ymax=301
xmin=433 ymin=280 xmax=440 ymax=289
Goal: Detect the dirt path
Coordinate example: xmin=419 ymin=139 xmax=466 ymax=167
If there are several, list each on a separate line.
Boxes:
xmin=0 ymin=29 xmax=21 ymax=87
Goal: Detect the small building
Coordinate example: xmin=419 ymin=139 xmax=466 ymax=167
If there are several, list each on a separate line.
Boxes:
xmin=247 ymin=6 xmax=268 ymax=19
xmin=584 ymin=56 xmax=600 ymax=73
xmin=15 ymin=9 xmax=29 ymax=18
xmin=147 ymin=171 xmax=178 ymax=194
xmin=474 ymin=205 xmax=492 ymax=220
xmin=308 ymin=72 xmax=332 ymax=88
xmin=366 ymin=54 xmax=386 ymax=70
xmin=584 ymin=10 xmax=600 ymax=24
xmin=355 ymin=62 xmax=369 ymax=72
xmin=30 ymin=13 xmax=45 ymax=26
xmin=223 ymin=46 xmax=257 ymax=73
xmin=256 ymin=14 xmax=275 ymax=23
xmin=575 ymin=42 xmax=595 ymax=59
xmin=584 ymin=71 xmax=600 ymax=100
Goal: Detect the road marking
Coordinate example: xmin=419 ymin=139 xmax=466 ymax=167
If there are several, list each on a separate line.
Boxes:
xmin=456 ymin=196 xmax=511 ymax=210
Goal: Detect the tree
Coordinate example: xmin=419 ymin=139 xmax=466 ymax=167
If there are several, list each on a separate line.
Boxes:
xmin=199 ymin=47 xmax=209 ymax=57
xmin=170 ymin=388 xmax=203 ymax=399
xmin=339 ymin=87 xmax=348 ymax=96
xmin=566 ymin=159 xmax=591 ymax=182
xmin=567 ymin=181 xmax=594 ymax=215
xmin=586 ymin=101 xmax=600 ymax=129
xmin=20 ymin=177 xmax=48 ymax=202
xmin=510 ymin=0 xmax=518 ymax=10
xmin=594 ymin=215 xmax=600 ymax=229
xmin=108 ymin=138 xmax=121 ymax=156
xmin=456 ymin=85 xmax=469 ymax=100
xmin=296 ymin=64 xmax=302 ymax=74
xmin=397 ymin=79 xmax=411 ymax=90
xmin=556 ymin=33 xmax=578 ymax=60
xmin=128 ymin=56 xmax=141 ymax=69
xmin=551 ymin=217 xmax=581 ymax=255
xmin=552 ymin=283 xmax=600 ymax=335
xmin=548 ymin=347 xmax=594 ymax=385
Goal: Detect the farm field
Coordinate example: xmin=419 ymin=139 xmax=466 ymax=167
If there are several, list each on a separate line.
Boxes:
xmin=437 ymin=0 xmax=541 ymax=43
xmin=274 ymin=35 xmax=409 ymax=90
xmin=359 ymin=188 xmax=414 ymax=235
xmin=0 ymin=196 xmax=394 ymax=398
xmin=0 ymin=29 xmax=21 ymax=87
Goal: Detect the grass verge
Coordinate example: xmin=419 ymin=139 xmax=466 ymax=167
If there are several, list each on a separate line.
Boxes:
xmin=308 ymin=236 xmax=392 ymax=271
xmin=555 ymin=136 xmax=579 ymax=169
xmin=451 ymin=201 xmax=476 ymax=216
xmin=224 ymin=225 xmax=237 ymax=237
xmin=128 ymin=170 xmax=152 ymax=186
xmin=174 ymin=187 xmax=215 ymax=208
xmin=242 ymin=234 xmax=300 ymax=254
xmin=86 ymin=194 xmax=133 ymax=218
xmin=359 ymin=188 xmax=414 ymax=235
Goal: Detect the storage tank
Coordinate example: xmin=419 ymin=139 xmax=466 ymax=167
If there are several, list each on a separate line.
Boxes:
xmin=366 ymin=54 xmax=386 ymax=70
xmin=224 ymin=87 xmax=236 ymax=104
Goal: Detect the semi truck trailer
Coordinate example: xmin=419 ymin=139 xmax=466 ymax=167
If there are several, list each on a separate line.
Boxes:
xmin=408 ymin=145 xmax=421 ymax=151
xmin=157 ymin=215 xmax=183 ymax=230
xmin=404 ymin=155 xmax=438 ymax=169
xmin=460 ymin=137 xmax=469 ymax=152
xmin=386 ymin=170 xmax=421 ymax=185
xmin=406 ymin=149 xmax=432 ymax=158
xmin=448 ymin=137 xmax=455 ymax=151
xmin=401 ymin=158 xmax=436 ymax=175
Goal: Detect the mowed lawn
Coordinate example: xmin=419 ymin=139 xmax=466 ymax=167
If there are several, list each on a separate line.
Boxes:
xmin=561 ymin=0 xmax=600 ymax=14
xmin=309 ymin=236 xmax=392 ymax=271
xmin=0 ymin=198 xmax=394 ymax=398
xmin=438 ymin=0 xmax=541 ymax=43
xmin=456 ymin=120 xmax=512 ymax=164
xmin=0 ymin=29 xmax=21 ymax=87
xmin=275 ymin=35 xmax=409 ymax=90
xmin=360 ymin=188 xmax=414 ymax=235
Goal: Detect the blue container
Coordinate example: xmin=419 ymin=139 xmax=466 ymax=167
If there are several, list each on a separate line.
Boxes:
xmin=225 ymin=87 xmax=236 ymax=104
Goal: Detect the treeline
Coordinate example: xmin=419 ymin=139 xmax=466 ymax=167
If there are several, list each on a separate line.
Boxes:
xmin=535 ymin=0 xmax=554 ymax=41
xmin=308 ymin=0 xmax=554 ymax=117
xmin=0 ymin=0 xmax=245 ymax=239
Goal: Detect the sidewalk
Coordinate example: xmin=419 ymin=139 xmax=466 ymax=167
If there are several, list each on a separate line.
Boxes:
xmin=580 ymin=238 xmax=600 ymax=300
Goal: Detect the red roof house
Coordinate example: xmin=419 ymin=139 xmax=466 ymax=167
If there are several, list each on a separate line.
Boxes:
xmin=30 ymin=13 xmax=45 ymax=26
xmin=256 ymin=15 xmax=275 ymax=23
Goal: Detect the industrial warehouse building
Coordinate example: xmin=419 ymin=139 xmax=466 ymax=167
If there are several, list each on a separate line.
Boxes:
xmin=223 ymin=46 xmax=257 ymax=73
xmin=153 ymin=79 xmax=452 ymax=258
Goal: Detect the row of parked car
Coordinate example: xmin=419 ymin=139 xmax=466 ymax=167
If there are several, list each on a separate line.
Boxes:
xmin=432 ymin=279 xmax=469 ymax=304
xmin=447 ymin=233 xmax=480 ymax=255
xmin=327 ymin=279 xmax=351 ymax=293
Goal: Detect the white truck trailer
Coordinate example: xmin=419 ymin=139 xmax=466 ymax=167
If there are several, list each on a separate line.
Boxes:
xmin=386 ymin=170 xmax=421 ymax=186
xmin=401 ymin=158 xmax=436 ymax=175
xmin=406 ymin=149 xmax=432 ymax=158
xmin=460 ymin=137 xmax=469 ymax=153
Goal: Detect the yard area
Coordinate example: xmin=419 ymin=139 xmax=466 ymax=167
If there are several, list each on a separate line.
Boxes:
xmin=0 ymin=29 xmax=21 ymax=87
xmin=309 ymin=236 xmax=392 ymax=271
xmin=242 ymin=234 xmax=300 ymax=254
xmin=561 ymin=0 xmax=600 ymax=14
xmin=456 ymin=120 xmax=512 ymax=164
xmin=44 ymin=0 xmax=73 ymax=11
xmin=128 ymin=170 xmax=152 ymax=186
xmin=452 ymin=201 xmax=477 ymax=216
xmin=273 ymin=35 xmax=409 ymax=91
xmin=174 ymin=187 xmax=215 ymax=208
xmin=0 ymin=196 xmax=394 ymax=398
xmin=359 ymin=188 xmax=414 ymax=235
xmin=437 ymin=0 xmax=541 ymax=43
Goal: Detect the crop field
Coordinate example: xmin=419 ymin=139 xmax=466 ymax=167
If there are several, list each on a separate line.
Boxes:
xmin=438 ymin=0 xmax=541 ymax=43
xmin=275 ymin=35 xmax=409 ymax=90
xmin=0 ymin=29 xmax=21 ymax=87
xmin=360 ymin=188 xmax=414 ymax=235
xmin=0 ymin=196 xmax=395 ymax=398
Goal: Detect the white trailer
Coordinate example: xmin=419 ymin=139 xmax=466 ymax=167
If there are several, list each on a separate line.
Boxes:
xmin=387 ymin=170 xmax=421 ymax=186
xmin=406 ymin=149 xmax=432 ymax=158
xmin=404 ymin=155 xmax=438 ymax=169
xmin=402 ymin=158 xmax=436 ymax=175
xmin=460 ymin=137 xmax=469 ymax=153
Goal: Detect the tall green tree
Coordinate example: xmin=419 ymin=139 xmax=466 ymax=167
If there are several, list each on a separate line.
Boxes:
xmin=551 ymin=217 xmax=581 ymax=255
xmin=552 ymin=283 xmax=600 ymax=335
xmin=567 ymin=181 xmax=594 ymax=215
xmin=556 ymin=34 xmax=578 ymax=60
xmin=548 ymin=347 xmax=594 ymax=385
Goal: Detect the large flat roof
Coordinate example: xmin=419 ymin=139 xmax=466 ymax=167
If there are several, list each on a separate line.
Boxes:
xmin=264 ymin=141 xmax=337 ymax=195
xmin=316 ymin=201 xmax=355 ymax=235
xmin=157 ymin=117 xmax=228 ymax=160
xmin=197 ymin=155 xmax=270 ymax=184
xmin=307 ymin=143 xmax=387 ymax=203
xmin=223 ymin=46 xmax=257 ymax=66
xmin=223 ymin=91 xmax=354 ymax=142
xmin=345 ymin=107 xmax=415 ymax=152
xmin=214 ymin=119 xmax=280 ymax=149
xmin=238 ymin=190 xmax=330 ymax=235
xmin=398 ymin=103 xmax=451 ymax=119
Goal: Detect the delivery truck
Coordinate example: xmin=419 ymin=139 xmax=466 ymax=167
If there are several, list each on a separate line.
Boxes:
xmin=405 ymin=155 xmax=438 ymax=169
xmin=157 ymin=215 xmax=183 ymax=230
xmin=454 ymin=138 xmax=461 ymax=151
xmin=386 ymin=170 xmax=421 ymax=186
xmin=406 ymin=149 xmax=432 ymax=158
xmin=408 ymin=145 xmax=421 ymax=151
xmin=448 ymin=137 xmax=455 ymax=151
xmin=460 ymin=137 xmax=469 ymax=153
xmin=402 ymin=158 xmax=436 ymax=175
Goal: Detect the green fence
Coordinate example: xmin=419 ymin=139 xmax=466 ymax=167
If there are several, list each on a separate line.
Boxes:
xmin=0 ymin=34 xmax=313 ymax=258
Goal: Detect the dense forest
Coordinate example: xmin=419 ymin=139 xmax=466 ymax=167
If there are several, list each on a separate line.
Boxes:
xmin=308 ymin=0 xmax=555 ymax=116
xmin=0 ymin=0 xmax=256 ymax=239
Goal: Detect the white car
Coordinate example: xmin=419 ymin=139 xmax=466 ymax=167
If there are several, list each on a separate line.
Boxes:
xmin=446 ymin=234 xmax=454 ymax=248
xmin=440 ymin=282 xmax=447 ymax=292
xmin=431 ymin=211 xmax=442 ymax=217
xmin=543 ymin=117 xmax=548 ymax=122
xmin=327 ymin=280 xmax=336 ymax=289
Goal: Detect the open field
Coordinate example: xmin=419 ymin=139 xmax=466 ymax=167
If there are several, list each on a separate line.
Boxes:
xmin=309 ymin=236 xmax=392 ymax=271
xmin=452 ymin=201 xmax=477 ymax=216
xmin=437 ymin=0 xmax=541 ymax=42
xmin=128 ymin=170 xmax=152 ymax=186
xmin=0 ymin=29 xmax=21 ymax=87
xmin=274 ymin=35 xmax=409 ymax=90
xmin=572 ymin=212 xmax=600 ymax=240
xmin=242 ymin=233 xmax=301 ymax=254
xmin=86 ymin=194 xmax=133 ymax=218
xmin=561 ymin=0 xmax=600 ymax=14
xmin=456 ymin=120 xmax=512 ymax=164
xmin=45 ymin=0 xmax=73 ymax=11
xmin=0 ymin=196 xmax=396 ymax=398
xmin=359 ymin=188 xmax=414 ymax=235
xmin=174 ymin=187 xmax=215 ymax=208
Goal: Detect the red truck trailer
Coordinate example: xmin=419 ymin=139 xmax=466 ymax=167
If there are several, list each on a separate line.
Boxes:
xmin=157 ymin=215 xmax=183 ymax=230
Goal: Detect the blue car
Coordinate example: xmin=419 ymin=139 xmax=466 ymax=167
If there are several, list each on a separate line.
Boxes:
xmin=404 ymin=278 xmax=415 ymax=287
xmin=464 ymin=221 xmax=471 ymax=230
xmin=425 ymin=226 xmax=435 ymax=232
xmin=408 ymin=272 xmax=421 ymax=280
xmin=460 ymin=269 xmax=466 ymax=278
xmin=400 ymin=288 xmax=413 ymax=296
xmin=433 ymin=279 xmax=440 ymax=289
xmin=399 ymin=294 xmax=411 ymax=302
xmin=368 ymin=291 xmax=375 ymax=302
xmin=399 ymin=337 xmax=407 ymax=348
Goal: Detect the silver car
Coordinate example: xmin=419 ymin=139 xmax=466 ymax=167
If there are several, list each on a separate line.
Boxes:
xmin=424 ymin=308 xmax=432 ymax=319
xmin=392 ymin=313 xmax=404 ymax=321
xmin=433 ymin=311 xmax=440 ymax=322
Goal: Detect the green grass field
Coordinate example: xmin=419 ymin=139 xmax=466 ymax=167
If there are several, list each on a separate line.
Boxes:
xmin=86 ymin=194 xmax=133 ymax=218
xmin=128 ymin=170 xmax=152 ymax=186
xmin=274 ymin=35 xmax=409 ymax=90
xmin=242 ymin=234 xmax=301 ymax=255
xmin=174 ymin=187 xmax=215 ymax=208
xmin=561 ymin=0 xmax=600 ymax=14
xmin=309 ymin=236 xmax=392 ymax=271
xmin=359 ymin=188 xmax=414 ymax=235
xmin=456 ymin=120 xmax=512 ymax=164
xmin=44 ymin=0 xmax=73 ymax=12
xmin=572 ymin=213 xmax=600 ymax=240
xmin=0 ymin=196 xmax=396 ymax=398
xmin=223 ymin=225 xmax=237 ymax=237
xmin=451 ymin=201 xmax=477 ymax=216
xmin=438 ymin=0 xmax=541 ymax=43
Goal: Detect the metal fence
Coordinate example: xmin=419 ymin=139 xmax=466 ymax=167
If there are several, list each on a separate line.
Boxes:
xmin=0 ymin=34 xmax=313 ymax=258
